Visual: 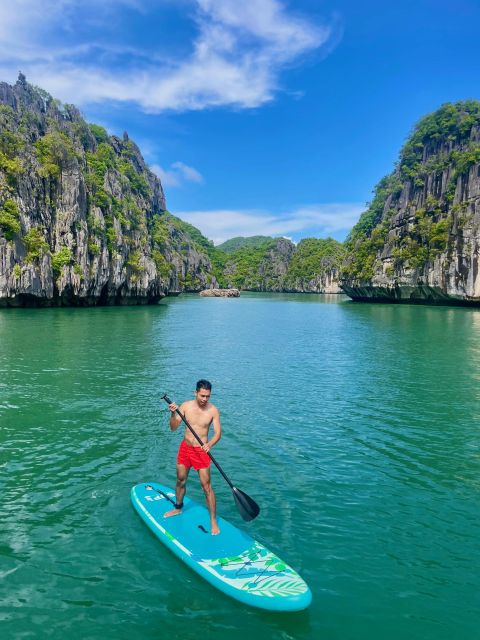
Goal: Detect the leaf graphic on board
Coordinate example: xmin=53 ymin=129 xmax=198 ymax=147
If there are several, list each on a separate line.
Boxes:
xmin=243 ymin=577 xmax=308 ymax=597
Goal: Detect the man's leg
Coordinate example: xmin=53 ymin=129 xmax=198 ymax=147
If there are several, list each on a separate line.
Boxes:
xmin=198 ymin=467 xmax=220 ymax=535
xmin=164 ymin=464 xmax=189 ymax=518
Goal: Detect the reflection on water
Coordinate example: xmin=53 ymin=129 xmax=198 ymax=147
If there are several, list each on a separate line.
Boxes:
xmin=239 ymin=291 xmax=349 ymax=304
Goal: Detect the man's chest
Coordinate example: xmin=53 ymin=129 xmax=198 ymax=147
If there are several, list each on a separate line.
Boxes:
xmin=185 ymin=407 xmax=212 ymax=427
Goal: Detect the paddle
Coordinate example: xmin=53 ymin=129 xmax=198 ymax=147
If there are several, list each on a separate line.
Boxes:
xmin=161 ymin=393 xmax=260 ymax=522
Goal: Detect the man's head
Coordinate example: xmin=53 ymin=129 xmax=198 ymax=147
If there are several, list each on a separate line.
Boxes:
xmin=196 ymin=379 xmax=212 ymax=392
xmin=195 ymin=379 xmax=212 ymax=406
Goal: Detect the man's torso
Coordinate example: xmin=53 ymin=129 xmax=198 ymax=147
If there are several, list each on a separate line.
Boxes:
xmin=182 ymin=400 xmax=215 ymax=445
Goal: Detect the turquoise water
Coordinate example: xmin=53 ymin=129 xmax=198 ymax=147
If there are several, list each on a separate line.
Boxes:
xmin=1 ymin=293 xmax=479 ymax=639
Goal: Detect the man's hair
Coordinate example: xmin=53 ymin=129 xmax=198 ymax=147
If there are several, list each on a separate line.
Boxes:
xmin=196 ymin=379 xmax=212 ymax=391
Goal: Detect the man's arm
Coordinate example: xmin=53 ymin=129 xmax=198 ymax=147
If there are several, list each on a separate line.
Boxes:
xmin=203 ymin=407 xmax=221 ymax=453
xmin=168 ymin=401 xmax=185 ymax=431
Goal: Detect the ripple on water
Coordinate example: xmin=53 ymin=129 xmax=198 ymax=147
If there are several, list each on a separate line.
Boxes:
xmin=1 ymin=299 xmax=480 ymax=640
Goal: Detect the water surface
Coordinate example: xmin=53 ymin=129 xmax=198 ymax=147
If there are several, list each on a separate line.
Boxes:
xmin=1 ymin=293 xmax=479 ymax=639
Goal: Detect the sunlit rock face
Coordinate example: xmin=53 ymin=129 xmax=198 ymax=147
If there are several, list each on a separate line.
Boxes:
xmin=0 ymin=76 xmax=216 ymax=307
xmin=342 ymin=102 xmax=480 ymax=305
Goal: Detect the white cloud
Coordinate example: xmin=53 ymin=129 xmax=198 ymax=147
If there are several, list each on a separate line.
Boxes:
xmin=151 ymin=162 xmax=204 ymax=188
xmin=196 ymin=0 xmax=326 ymax=60
xmin=0 ymin=0 xmax=337 ymax=112
xmin=176 ymin=204 xmax=364 ymax=245
xmin=172 ymin=162 xmax=204 ymax=183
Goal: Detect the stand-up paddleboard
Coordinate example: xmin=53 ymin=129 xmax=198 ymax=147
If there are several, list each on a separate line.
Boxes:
xmin=131 ymin=482 xmax=312 ymax=611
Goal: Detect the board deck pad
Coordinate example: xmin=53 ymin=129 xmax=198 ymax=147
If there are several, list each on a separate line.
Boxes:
xmin=131 ymin=482 xmax=312 ymax=611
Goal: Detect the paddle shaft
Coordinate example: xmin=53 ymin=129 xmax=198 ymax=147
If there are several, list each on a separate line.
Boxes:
xmin=162 ymin=394 xmax=234 ymax=489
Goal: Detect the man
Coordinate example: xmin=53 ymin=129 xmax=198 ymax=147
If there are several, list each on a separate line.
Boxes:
xmin=165 ymin=379 xmax=222 ymax=535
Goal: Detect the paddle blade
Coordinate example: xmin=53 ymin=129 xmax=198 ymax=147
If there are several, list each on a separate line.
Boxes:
xmin=232 ymin=486 xmax=260 ymax=522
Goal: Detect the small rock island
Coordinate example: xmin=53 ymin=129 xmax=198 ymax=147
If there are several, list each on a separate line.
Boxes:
xmin=199 ymin=288 xmax=240 ymax=297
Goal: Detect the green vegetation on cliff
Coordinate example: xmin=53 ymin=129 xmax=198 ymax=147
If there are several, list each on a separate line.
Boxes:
xmin=0 ymin=105 xmax=24 ymax=188
xmin=0 ymin=199 xmax=20 ymax=240
xmin=285 ymin=238 xmax=344 ymax=287
xmin=400 ymin=101 xmax=480 ymax=182
xmin=343 ymin=100 xmax=480 ymax=282
xmin=23 ymin=227 xmax=49 ymax=263
xmin=35 ymin=131 xmax=78 ymax=179
xmin=217 ymin=235 xmax=274 ymax=254
xmin=222 ymin=238 xmax=279 ymax=289
xmin=51 ymin=246 xmax=73 ymax=278
xmin=149 ymin=211 xmax=220 ymax=288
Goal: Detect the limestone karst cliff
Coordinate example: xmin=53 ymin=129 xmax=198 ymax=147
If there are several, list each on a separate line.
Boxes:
xmin=12 ymin=79 xmax=478 ymax=306
xmin=341 ymin=101 xmax=480 ymax=304
xmin=0 ymin=75 xmax=216 ymax=306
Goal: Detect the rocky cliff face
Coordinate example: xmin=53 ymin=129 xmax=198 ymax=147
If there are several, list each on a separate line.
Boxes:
xmin=284 ymin=269 xmax=342 ymax=294
xmin=0 ymin=75 xmax=216 ymax=306
xmin=342 ymin=102 xmax=480 ymax=304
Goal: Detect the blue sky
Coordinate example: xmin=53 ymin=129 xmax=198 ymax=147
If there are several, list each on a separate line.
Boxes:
xmin=0 ymin=0 xmax=479 ymax=244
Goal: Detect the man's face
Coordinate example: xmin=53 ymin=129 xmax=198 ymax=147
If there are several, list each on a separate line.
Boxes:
xmin=195 ymin=389 xmax=211 ymax=406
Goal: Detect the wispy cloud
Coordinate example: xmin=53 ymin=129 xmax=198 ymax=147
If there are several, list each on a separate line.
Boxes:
xmin=151 ymin=162 xmax=204 ymax=188
xmin=0 ymin=0 xmax=338 ymax=112
xmin=176 ymin=204 xmax=364 ymax=244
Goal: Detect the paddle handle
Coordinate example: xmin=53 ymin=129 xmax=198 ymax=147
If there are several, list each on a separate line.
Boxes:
xmin=162 ymin=394 xmax=234 ymax=489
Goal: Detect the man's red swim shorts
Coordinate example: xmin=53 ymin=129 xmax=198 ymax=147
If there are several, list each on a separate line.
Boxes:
xmin=177 ymin=439 xmax=211 ymax=470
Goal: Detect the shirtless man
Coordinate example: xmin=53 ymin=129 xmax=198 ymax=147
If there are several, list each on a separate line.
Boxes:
xmin=165 ymin=379 xmax=222 ymax=535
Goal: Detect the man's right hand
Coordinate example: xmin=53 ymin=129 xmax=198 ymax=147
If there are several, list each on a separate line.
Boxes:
xmin=168 ymin=402 xmax=178 ymax=413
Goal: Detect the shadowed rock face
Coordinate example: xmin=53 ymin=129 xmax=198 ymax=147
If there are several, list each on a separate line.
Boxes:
xmin=341 ymin=102 xmax=480 ymax=305
xmin=0 ymin=76 xmax=216 ymax=307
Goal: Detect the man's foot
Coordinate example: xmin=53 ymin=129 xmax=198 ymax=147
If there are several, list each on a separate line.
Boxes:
xmin=164 ymin=508 xmax=182 ymax=518
xmin=211 ymin=520 xmax=220 ymax=535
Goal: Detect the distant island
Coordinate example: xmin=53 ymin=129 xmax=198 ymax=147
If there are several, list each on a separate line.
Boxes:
xmin=0 ymin=75 xmax=479 ymax=306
